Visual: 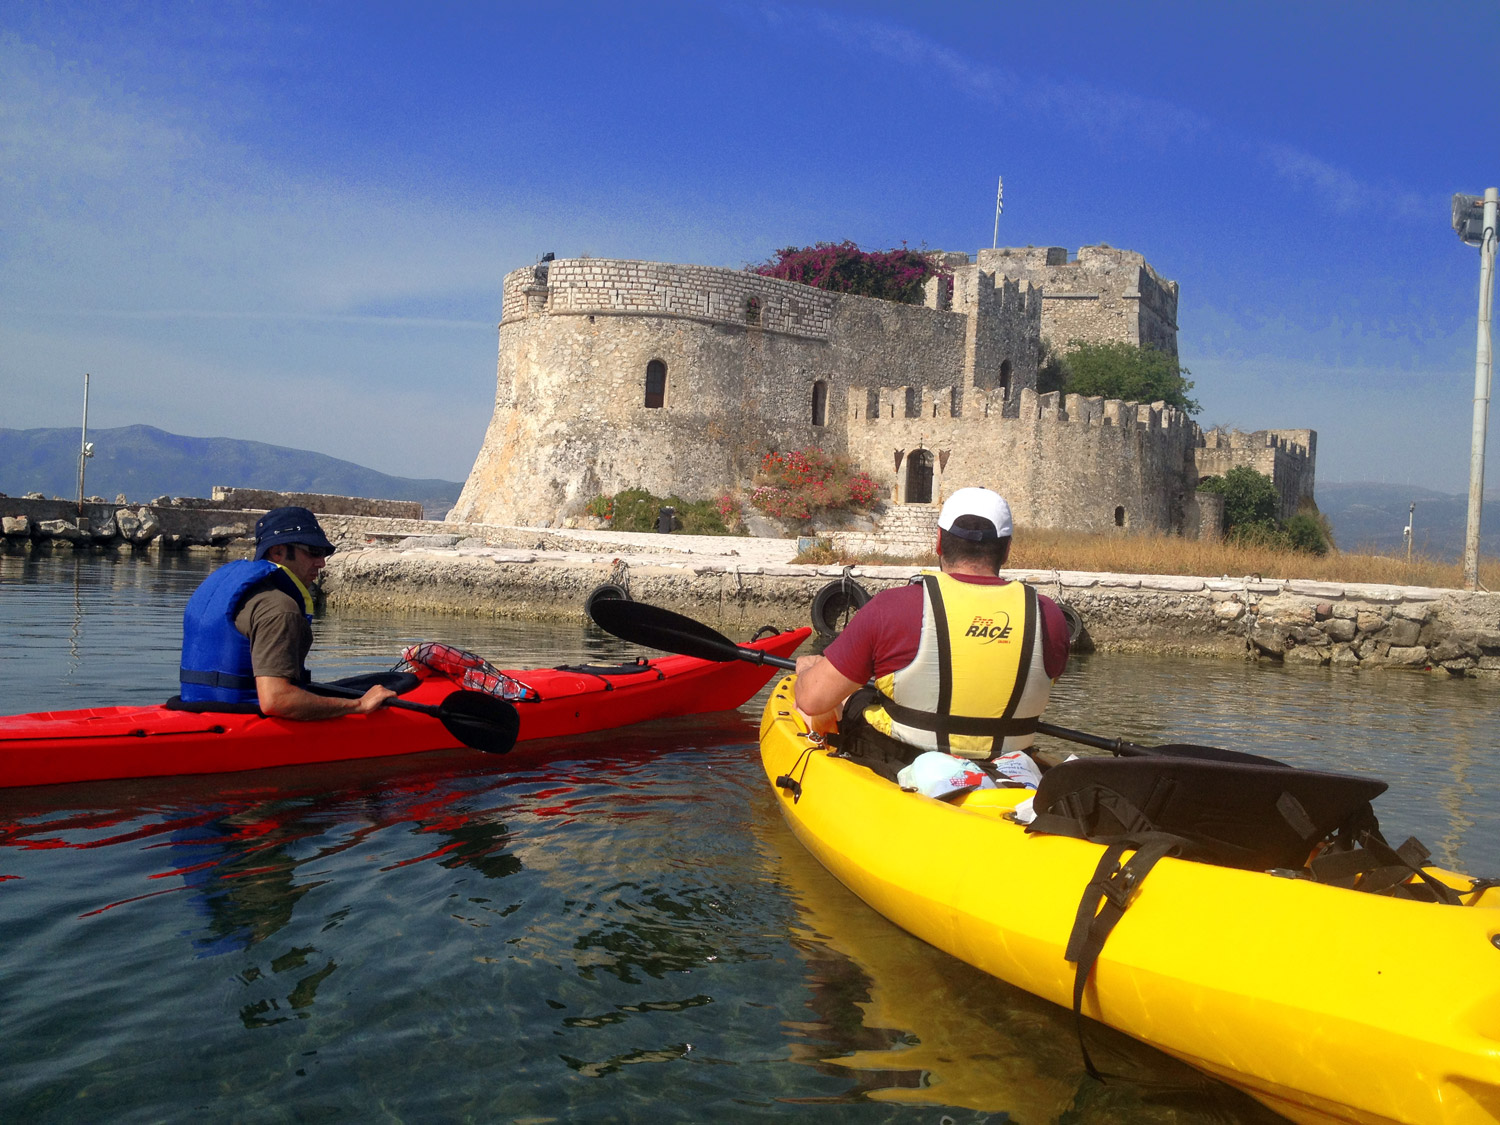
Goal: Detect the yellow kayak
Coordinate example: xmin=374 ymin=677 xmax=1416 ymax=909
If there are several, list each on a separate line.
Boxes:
xmin=760 ymin=674 xmax=1500 ymax=1125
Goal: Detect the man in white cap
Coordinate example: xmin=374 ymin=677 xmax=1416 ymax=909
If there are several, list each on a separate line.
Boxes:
xmin=794 ymin=487 xmax=1068 ymax=782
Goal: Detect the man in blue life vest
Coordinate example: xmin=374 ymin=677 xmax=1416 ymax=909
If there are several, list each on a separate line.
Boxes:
xmin=178 ymin=506 xmax=396 ymax=718
xmin=793 ymin=487 xmax=1069 ymax=783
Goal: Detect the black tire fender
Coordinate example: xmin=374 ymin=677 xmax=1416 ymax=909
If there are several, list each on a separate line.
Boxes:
xmin=584 ymin=583 xmax=632 ymax=619
xmin=810 ymin=579 xmax=871 ymax=640
xmin=1058 ymin=601 xmax=1085 ymax=648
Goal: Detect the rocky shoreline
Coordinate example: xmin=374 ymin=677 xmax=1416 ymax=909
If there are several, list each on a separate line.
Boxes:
xmin=320 ymin=531 xmax=1500 ymax=681
xmin=10 ymin=486 xmax=1498 ymax=679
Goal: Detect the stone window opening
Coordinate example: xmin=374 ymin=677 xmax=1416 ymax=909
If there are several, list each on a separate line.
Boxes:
xmin=905 ymin=449 xmax=934 ymax=505
xmin=904 ymin=387 xmax=920 ymax=419
xmin=745 ymin=295 xmax=762 ymax=325
xmin=644 ymin=360 xmax=667 ymax=409
xmin=999 ymin=359 xmax=1012 ymax=399
xmin=1114 ymin=505 xmax=1127 ymax=528
xmin=811 ymin=380 xmax=827 ymax=427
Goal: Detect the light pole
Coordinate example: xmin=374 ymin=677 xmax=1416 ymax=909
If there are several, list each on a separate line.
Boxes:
xmin=1453 ymin=189 xmax=1498 ymax=590
xmin=76 ymin=372 xmax=94 ymax=518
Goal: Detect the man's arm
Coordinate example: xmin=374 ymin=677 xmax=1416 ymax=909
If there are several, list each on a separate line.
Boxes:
xmin=256 ymin=677 xmax=396 ymax=720
xmin=792 ymin=654 xmax=864 ymax=729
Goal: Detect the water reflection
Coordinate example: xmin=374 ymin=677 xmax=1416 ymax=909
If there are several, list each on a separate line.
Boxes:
xmin=757 ymin=798 xmax=1283 ymax=1123
xmin=4 ymin=552 xmax=1500 ymax=1123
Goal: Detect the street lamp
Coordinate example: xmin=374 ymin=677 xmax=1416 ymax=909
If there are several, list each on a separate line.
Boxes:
xmin=1452 ymin=189 xmax=1498 ymax=590
xmin=76 ymin=372 xmax=95 ymax=518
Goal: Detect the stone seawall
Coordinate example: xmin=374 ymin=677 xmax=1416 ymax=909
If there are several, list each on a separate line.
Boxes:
xmin=320 ymin=542 xmax=1500 ymax=680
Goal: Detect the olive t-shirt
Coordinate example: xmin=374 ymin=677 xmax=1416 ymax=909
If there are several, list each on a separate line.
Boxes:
xmin=233 ymin=584 xmax=312 ymax=682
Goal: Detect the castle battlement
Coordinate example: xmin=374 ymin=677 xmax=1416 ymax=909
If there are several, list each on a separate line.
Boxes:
xmin=500 ymin=258 xmax=837 ymax=340
xmin=844 ymin=383 xmax=1190 ymax=436
xmin=949 ymin=269 xmax=1042 ymax=319
xmin=973 ymin=244 xmax=1180 ymax=356
xmin=1200 ymin=427 xmax=1316 ymax=459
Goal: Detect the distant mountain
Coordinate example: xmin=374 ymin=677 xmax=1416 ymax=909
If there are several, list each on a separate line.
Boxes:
xmin=1316 ymin=481 xmax=1500 ymax=562
xmin=0 ymin=425 xmax=465 ymax=518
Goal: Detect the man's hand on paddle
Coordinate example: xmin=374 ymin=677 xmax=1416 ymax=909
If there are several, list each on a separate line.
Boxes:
xmin=793 ymin=654 xmax=862 ymax=733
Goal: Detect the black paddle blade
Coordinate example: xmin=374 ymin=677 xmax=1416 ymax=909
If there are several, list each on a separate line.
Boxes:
xmin=434 ymin=691 xmax=521 ymax=755
xmin=587 ymin=599 xmax=742 ymax=663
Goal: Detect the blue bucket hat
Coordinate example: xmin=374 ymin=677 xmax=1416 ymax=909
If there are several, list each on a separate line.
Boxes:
xmin=253 ymin=506 xmax=335 ymax=560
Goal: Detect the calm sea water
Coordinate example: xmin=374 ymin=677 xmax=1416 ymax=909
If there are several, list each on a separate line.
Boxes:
xmin=3 ymin=550 xmax=1498 ymax=1124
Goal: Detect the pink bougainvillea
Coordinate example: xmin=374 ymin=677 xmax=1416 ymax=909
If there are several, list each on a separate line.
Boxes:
xmin=749 ymin=241 xmax=948 ymax=306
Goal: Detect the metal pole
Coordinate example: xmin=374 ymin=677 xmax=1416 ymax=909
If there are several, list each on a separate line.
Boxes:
xmin=76 ymin=372 xmax=90 ymax=516
xmin=1463 ymin=188 xmax=1498 ymax=590
xmin=992 ymin=176 xmax=1003 ymax=249
xmin=1406 ymin=502 xmax=1415 ymax=565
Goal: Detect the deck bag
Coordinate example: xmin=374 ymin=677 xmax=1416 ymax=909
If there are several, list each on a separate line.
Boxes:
xmin=1020 ymin=751 xmax=1457 ymax=1079
xmin=397 ymin=642 xmax=539 ymax=702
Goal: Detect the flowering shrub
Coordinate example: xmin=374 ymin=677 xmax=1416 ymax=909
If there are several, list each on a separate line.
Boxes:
xmin=750 ymin=449 xmax=881 ymax=521
xmin=587 ymin=489 xmax=736 ymax=535
xmin=750 ymin=241 xmax=947 ymax=306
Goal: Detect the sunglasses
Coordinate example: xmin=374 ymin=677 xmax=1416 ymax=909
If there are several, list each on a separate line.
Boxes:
xmin=289 ymin=544 xmax=332 ymax=560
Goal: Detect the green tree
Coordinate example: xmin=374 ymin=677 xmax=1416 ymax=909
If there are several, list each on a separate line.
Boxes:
xmin=1055 ymin=341 xmax=1200 ymax=413
xmin=1283 ymin=512 xmax=1331 ymax=556
xmin=1198 ymin=466 xmax=1281 ymax=532
xmin=1036 ymin=338 xmax=1069 ymax=395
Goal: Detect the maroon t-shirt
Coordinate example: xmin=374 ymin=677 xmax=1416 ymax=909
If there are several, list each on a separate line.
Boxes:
xmin=822 ymin=575 xmax=1069 ymax=686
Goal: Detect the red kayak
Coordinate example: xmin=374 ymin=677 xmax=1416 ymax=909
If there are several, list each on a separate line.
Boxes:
xmin=0 ymin=627 xmax=810 ymax=789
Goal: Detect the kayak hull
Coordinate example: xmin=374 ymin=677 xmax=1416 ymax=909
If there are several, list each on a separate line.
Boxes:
xmin=759 ymin=675 xmax=1500 ymax=1125
xmin=0 ymin=627 xmax=809 ymax=788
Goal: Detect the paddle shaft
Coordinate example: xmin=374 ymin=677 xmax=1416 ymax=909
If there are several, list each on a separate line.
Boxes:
xmin=691 ymin=636 xmax=1155 ymax=757
xmin=311 ymin=681 xmax=444 ymax=719
xmin=588 ymin=599 xmax=1248 ymax=760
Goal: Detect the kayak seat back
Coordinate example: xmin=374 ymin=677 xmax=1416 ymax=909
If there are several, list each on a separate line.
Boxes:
xmin=1028 ymin=754 xmax=1388 ymax=871
xmin=554 ymin=660 xmax=665 ymax=688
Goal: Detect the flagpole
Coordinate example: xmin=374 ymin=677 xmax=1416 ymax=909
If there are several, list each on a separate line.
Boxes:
xmin=992 ymin=176 xmax=1003 ymax=249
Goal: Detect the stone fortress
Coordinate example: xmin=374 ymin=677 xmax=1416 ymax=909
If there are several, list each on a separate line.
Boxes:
xmin=451 ymin=245 xmax=1316 ymax=538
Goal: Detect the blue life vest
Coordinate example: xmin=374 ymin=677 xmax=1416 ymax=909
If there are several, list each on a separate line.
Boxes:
xmin=179 ymin=560 xmax=311 ymax=704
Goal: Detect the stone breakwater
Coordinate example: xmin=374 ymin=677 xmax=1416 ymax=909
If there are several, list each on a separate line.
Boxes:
xmin=321 ymin=534 xmax=1500 ymax=681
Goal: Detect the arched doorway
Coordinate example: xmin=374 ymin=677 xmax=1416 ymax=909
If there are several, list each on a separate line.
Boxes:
xmin=905 ymin=450 xmax=934 ymax=505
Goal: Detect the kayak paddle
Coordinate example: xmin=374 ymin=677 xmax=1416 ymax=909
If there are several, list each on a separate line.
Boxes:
xmin=587 ymin=598 xmax=1278 ymax=765
xmin=312 ymin=683 xmax=521 ymax=755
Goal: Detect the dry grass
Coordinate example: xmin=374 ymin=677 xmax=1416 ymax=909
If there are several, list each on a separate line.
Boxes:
xmin=792 ymin=529 xmax=1500 ymax=590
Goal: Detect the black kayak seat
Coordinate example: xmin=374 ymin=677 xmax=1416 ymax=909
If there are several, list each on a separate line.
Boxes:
xmin=1029 ymin=753 xmax=1389 ymax=872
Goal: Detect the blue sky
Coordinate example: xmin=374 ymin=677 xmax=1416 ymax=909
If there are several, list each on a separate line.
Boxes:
xmin=3 ymin=1 xmax=1498 ymax=491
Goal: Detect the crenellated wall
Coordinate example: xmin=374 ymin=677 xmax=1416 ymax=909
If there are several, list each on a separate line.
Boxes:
xmin=1197 ymin=428 xmax=1318 ymax=520
xmin=975 ymin=245 xmax=1180 ymax=357
xmin=844 ymin=386 xmax=1201 ymax=534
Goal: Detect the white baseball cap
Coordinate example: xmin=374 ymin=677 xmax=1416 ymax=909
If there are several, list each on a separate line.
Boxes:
xmin=897 ymin=751 xmax=997 ymax=800
xmin=937 ymin=487 xmax=1013 ymax=541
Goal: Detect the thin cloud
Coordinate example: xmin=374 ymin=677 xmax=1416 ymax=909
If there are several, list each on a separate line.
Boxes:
xmin=750 ymin=3 xmax=1436 ymax=227
xmin=750 ymin=3 xmax=1210 ymax=148
xmin=1261 ymin=142 xmax=1430 ymax=223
